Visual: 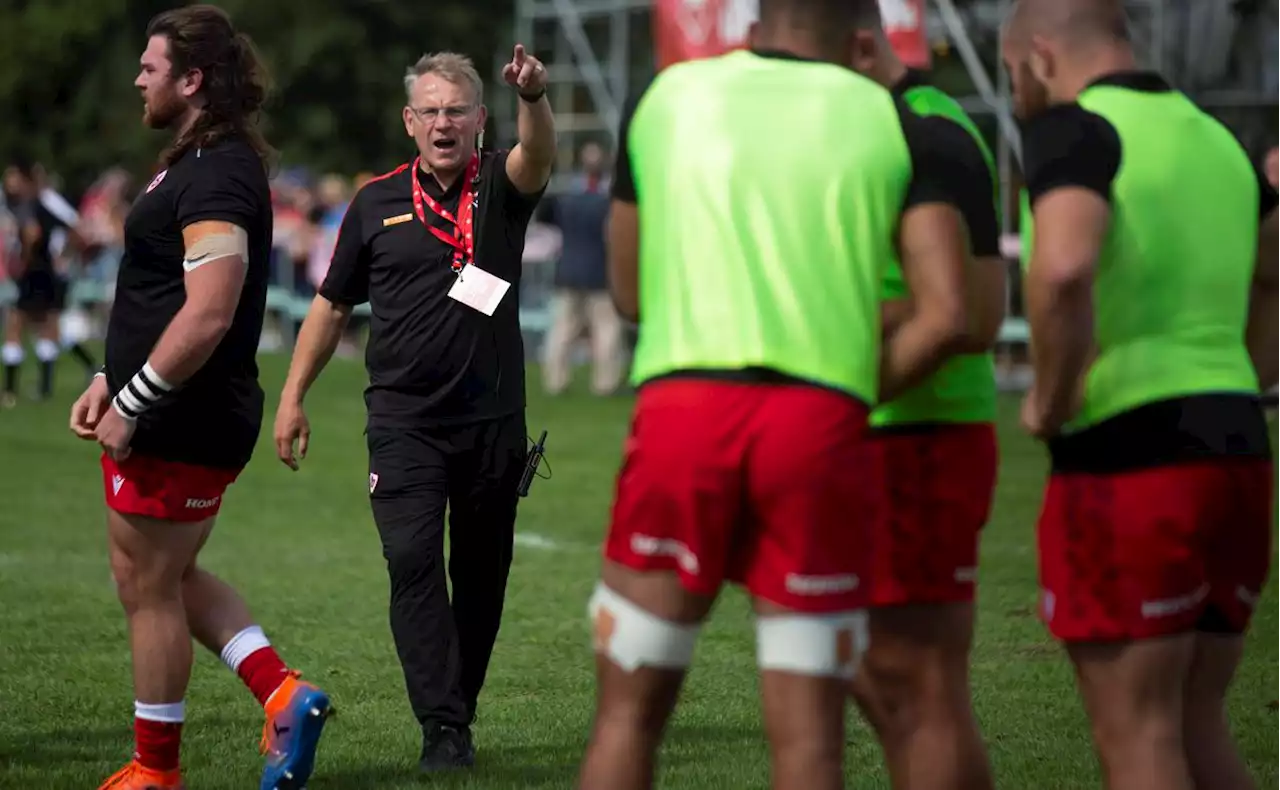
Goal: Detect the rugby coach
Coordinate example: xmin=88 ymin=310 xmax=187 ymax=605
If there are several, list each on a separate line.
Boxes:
xmin=273 ymin=46 xmax=554 ymax=772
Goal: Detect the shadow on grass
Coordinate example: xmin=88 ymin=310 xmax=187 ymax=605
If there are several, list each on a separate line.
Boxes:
xmin=316 ymin=723 xmax=760 ymax=789
xmin=0 ymin=716 xmax=251 ymax=771
xmin=0 ymin=724 xmax=128 ymax=769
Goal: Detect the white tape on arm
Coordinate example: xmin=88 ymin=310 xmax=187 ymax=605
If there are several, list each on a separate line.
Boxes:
xmin=183 ymin=225 xmax=248 ymax=272
xmin=111 ymin=362 xmax=174 ymax=421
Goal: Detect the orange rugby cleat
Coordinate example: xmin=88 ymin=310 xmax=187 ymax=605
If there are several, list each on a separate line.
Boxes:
xmin=97 ymin=760 xmax=185 ymax=790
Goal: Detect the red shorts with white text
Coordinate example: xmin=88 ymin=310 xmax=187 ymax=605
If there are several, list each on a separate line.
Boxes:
xmin=867 ymin=423 xmax=998 ymax=606
xmin=605 ymin=379 xmax=882 ymax=614
xmin=101 ymin=453 xmax=242 ymax=523
xmin=1037 ymin=458 xmax=1273 ymax=642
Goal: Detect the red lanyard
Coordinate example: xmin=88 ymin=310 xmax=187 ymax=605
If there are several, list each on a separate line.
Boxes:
xmin=411 ymin=154 xmax=480 ymax=272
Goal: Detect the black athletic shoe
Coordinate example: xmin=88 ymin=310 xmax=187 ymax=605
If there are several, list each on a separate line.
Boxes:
xmin=419 ymin=724 xmax=475 ymax=772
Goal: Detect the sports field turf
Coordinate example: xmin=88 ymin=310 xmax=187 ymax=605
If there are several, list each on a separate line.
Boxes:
xmin=0 ymin=353 xmax=1275 ymax=790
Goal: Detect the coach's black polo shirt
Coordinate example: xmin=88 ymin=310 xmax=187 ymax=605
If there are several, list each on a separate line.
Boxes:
xmin=320 ymin=151 xmax=543 ymax=428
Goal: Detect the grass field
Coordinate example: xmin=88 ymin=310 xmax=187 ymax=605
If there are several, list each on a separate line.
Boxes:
xmin=0 ymin=353 xmax=1275 ymax=790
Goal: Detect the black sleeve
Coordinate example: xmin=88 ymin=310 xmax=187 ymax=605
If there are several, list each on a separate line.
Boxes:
xmin=174 ymin=152 xmax=260 ymax=230
xmin=1255 ymin=157 xmax=1278 ymax=220
xmin=611 ymin=93 xmax=641 ymax=203
xmin=896 ymin=104 xmax=1002 ymax=256
xmin=1019 ymin=103 xmax=1121 ymax=207
xmin=317 ymin=198 xmax=370 ymax=306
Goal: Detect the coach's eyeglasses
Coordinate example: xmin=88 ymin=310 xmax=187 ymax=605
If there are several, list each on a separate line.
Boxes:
xmin=408 ymin=105 xmax=476 ymax=124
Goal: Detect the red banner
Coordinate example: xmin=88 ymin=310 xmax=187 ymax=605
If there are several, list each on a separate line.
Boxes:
xmin=880 ymin=0 xmax=932 ymax=69
xmin=653 ymin=0 xmax=931 ymax=71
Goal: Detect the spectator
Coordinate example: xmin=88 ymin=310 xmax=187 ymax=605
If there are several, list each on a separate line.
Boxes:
xmin=307 ymin=174 xmax=350 ymax=293
xmin=0 ymin=198 xmax=14 ymax=282
xmin=79 ymin=167 xmax=132 ymax=284
xmin=1263 ymin=147 xmax=1277 ymax=408
xmin=308 ymin=174 xmax=362 ymax=357
xmin=540 ymin=141 xmax=624 ymax=395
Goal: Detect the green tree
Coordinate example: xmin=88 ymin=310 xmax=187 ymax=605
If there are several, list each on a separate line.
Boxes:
xmin=0 ymin=0 xmax=513 ymax=196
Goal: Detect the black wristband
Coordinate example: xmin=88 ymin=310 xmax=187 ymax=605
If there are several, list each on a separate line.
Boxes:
xmin=519 ymin=88 xmax=546 ymax=104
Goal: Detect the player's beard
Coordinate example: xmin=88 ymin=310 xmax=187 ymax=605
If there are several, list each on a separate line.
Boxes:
xmin=143 ymin=79 xmax=189 ymax=131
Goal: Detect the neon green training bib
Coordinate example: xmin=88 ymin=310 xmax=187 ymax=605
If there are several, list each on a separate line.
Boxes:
xmin=627 ymin=51 xmax=918 ymax=405
xmin=871 ymin=83 xmax=1001 ymax=427
xmin=1019 ymin=84 xmax=1261 ymax=431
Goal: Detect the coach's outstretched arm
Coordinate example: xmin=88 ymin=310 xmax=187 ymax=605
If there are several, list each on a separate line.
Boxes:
xmin=502 ymin=44 xmax=556 ymax=195
xmin=1246 ymin=207 xmax=1278 ymax=390
xmin=90 ymin=219 xmax=249 ymax=460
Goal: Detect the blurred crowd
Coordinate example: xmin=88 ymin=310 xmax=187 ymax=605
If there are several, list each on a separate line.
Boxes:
xmin=7 ymin=141 xmax=1279 ymax=404
xmin=1 ymin=144 xmax=634 ymax=396
xmin=0 ymin=162 xmax=373 ymax=298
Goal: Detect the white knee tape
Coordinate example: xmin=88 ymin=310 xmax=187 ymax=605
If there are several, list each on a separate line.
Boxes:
xmin=587 ymin=583 xmax=699 ymax=673
xmin=756 ymin=610 xmax=869 ymax=680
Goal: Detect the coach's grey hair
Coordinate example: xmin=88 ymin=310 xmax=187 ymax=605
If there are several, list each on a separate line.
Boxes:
xmin=404 ymin=52 xmax=485 ymax=106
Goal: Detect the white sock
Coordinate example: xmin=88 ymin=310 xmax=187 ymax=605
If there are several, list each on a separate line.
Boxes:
xmin=220 ymin=625 xmax=272 ymax=673
xmin=34 ymin=338 xmax=59 ymax=363
xmin=135 ymin=700 xmax=185 ymax=723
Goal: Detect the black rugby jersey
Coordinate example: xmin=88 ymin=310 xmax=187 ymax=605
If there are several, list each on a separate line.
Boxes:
xmin=105 ymin=137 xmax=272 ymax=469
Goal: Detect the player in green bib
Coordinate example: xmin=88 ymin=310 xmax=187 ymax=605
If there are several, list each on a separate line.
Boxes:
xmin=1004 ymin=2 xmax=1278 ymax=789
xmin=840 ymin=8 xmax=1005 ymax=789
xmin=576 ymin=2 xmax=989 ymax=788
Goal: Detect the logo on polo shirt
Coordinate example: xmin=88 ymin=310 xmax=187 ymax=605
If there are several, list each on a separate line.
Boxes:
xmin=145 ymin=170 xmax=168 ymax=194
xmin=112 ymin=474 xmax=126 ymax=496
xmin=382 ymin=213 xmax=413 ymax=227
xmin=185 ymin=496 xmax=220 ymax=510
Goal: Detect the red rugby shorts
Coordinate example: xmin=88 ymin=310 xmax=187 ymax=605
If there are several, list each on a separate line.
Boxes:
xmin=605 ymin=378 xmax=881 ymax=614
xmin=101 ymin=452 xmax=242 ymax=523
xmin=867 ymin=423 xmax=998 ymax=606
xmin=1037 ymin=457 xmax=1273 ymax=642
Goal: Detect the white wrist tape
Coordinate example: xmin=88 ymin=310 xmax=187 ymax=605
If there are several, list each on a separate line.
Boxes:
xmin=111 ymin=362 xmax=174 ymax=420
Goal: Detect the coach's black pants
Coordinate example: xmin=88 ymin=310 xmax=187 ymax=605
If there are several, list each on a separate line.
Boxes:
xmin=367 ymin=412 xmax=526 ymax=730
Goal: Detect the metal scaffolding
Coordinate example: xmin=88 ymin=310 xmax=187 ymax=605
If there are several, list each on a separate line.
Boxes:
xmin=508 ymin=0 xmax=1277 ymax=205
xmin=934 ymin=0 xmax=1278 ymax=228
xmin=499 ymin=0 xmax=651 ymax=194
